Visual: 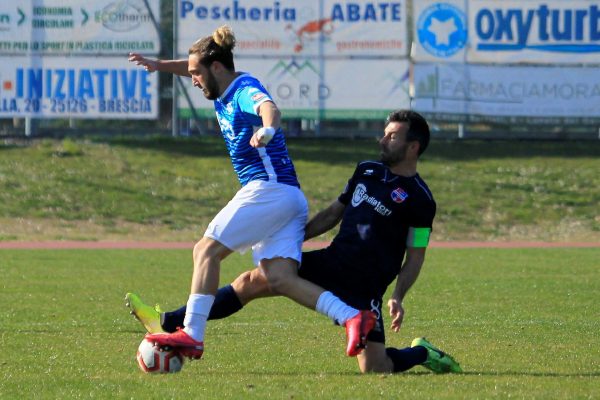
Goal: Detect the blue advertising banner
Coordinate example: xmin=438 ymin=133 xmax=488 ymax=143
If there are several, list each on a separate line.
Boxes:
xmin=0 ymin=56 xmax=158 ymax=119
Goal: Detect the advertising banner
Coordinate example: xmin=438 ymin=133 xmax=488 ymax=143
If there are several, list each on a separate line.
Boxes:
xmin=177 ymin=0 xmax=409 ymax=58
xmin=412 ymin=0 xmax=600 ymax=64
xmin=0 ymin=0 xmax=160 ymax=55
xmin=0 ymin=56 xmax=158 ymax=119
xmin=412 ymin=0 xmax=468 ymax=63
xmin=178 ymin=58 xmax=411 ymax=120
xmin=413 ymin=63 xmax=600 ymax=121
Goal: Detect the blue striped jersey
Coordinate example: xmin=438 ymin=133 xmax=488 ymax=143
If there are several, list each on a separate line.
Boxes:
xmin=213 ymin=73 xmax=300 ymax=188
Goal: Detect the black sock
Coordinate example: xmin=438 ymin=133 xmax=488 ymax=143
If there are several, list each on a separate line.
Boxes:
xmin=385 ymin=346 xmax=428 ymax=373
xmin=161 ymin=305 xmax=186 ymax=333
xmin=160 ymin=284 xmax=243 ymax=333
xmin=207 ymin=284 xmax=243 ymax=320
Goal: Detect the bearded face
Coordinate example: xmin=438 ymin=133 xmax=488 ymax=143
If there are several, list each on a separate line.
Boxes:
xmin=379 ymin=121 xmax=410 ymax=167
xmin=380 ymin=141 xmax=409 ymax=166
xmin=199 ymin=68 xmax=220 ymax=100
xmin=189 ymin=55 xmax=221 ymax=100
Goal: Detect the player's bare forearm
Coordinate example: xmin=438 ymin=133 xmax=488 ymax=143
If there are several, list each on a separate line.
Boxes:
xmin=250 ymin=102 xmax=281 ymax=147
xmin=391 ymin=247 xmax=426 ymax=302
xmin=304 ymin=200 xmax=345 ymax=240
xmin=388 ymin=248 xmax=425 ymax=332
xmin=156 ymin=59 xmax=191 ymax=77
xmin=258 ymin=101 xmax=281 ymax=130
xmin=129 ymin=53 xmax=190 ymax=77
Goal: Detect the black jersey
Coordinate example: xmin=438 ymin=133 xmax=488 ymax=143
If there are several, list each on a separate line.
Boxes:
xmin=328 ymin=161 xmax=436 ymax=296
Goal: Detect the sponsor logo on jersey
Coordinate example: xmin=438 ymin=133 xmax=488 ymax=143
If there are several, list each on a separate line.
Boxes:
xmin=251 ymin=92 xmax=267 ymax=102
xmin=364 ymin=169 xmax=374 ymax=175
xmin=391 ymin=187 xmax=408 ymax=203
xmin=351 ymin=183 xmax=392 ymax=216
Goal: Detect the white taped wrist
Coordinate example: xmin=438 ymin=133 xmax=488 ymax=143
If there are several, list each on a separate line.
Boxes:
xmin=257 ymin=127 xmax=275 ymax=145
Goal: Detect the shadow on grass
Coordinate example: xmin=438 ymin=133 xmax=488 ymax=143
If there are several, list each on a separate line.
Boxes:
xmin=92 ymin=135 xmax=600 ymax=165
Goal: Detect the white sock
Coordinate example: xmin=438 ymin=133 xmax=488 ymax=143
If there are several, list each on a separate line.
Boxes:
xmin=315 ymin=291 xmax=359 ymax=326
xmin=182 ymin=294 xmax=214 ymax=342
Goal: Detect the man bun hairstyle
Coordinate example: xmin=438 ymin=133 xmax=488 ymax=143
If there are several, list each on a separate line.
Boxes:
xmin=386 ymin=109 xmax=430 ymax=156
xmin=212 ymin=25 xmax=236 ymax=51
xmin=189 ymin=25 xmax=236 ymax=71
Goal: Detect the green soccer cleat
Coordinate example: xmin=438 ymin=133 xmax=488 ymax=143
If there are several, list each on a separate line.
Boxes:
xmin=125 ymin=293 xmax=165 ymax=334
xmin=411 ymin=337 xmax=462 ymax=373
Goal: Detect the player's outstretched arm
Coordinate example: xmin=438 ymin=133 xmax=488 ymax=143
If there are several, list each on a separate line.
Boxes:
xmin=128 ymin=52 xmax=191 ymax=77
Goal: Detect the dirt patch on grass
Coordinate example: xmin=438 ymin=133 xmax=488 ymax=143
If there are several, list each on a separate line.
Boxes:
xmin=0 ymin=217 xmax=598 ymax=245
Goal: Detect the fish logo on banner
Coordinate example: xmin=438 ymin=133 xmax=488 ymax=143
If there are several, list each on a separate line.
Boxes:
xmin=417 ymin=3 xmax=467 ymax=58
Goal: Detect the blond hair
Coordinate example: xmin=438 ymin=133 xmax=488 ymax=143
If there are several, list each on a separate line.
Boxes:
xmin=212 ymin=25 xmax=236 ymax=51
xmin=189 ymin=25 xmax=236 ymax=70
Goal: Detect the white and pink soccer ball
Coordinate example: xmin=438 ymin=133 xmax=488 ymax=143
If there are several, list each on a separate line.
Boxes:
xmin=136 ymin=338 xmax=184 ymax=374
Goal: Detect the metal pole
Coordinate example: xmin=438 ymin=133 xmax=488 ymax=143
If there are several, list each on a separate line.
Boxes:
xmin=25 ymin=117 xmax=32 ymax=137
xmin=172 ymin=0 xmax=179 ymax=137
xmin=316 ymin=0 xmax=325 ymax=137
xmin=458 ymin=123 xmax=465 ymax=139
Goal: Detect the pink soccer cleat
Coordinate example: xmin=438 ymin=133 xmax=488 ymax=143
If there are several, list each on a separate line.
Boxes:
xmin=145 ymin=328 xmax=204 ymax=360
xmin=345 ymin=310 xmax=377 ymax=356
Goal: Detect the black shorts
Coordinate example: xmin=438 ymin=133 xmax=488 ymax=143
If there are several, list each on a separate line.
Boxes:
xmin=298 ymin=248 xmax=386 ymax=344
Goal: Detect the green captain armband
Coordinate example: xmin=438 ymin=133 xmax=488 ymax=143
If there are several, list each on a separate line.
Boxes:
xmin=406 ymin=227 xmax=431 ymax=248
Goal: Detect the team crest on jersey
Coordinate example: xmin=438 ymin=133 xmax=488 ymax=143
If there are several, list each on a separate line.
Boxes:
xmin=391 ymin=187 xmax=408 ymax=203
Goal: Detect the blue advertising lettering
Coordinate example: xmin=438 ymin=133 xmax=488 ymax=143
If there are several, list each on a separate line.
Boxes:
xmin=475 ymin=5 xmax=600 ymax=52
xmin=180 ymin=0 xmax=296 ymax=21
xmin=330 ymin=3 xmax=403 ymax=22
xmin=2 ymin=67 xmax=154 ymax=116
xmin=16 ymin=68 xmax=152 ymax=100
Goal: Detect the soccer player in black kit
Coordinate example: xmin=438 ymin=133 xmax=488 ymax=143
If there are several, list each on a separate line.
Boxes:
xmin=126 ymin=110 xmax=462 ymax=374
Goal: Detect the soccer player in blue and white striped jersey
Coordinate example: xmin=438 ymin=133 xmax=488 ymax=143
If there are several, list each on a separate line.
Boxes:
xmin=128 ymin=26 xmax=375 ymax=360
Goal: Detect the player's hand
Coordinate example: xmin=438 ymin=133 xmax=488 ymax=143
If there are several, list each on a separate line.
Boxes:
xmin=388 ymin=298 xmax=405 ymax=333
xmin=128 ymin=52 xmax=158 ymax=73
xmin=250 ymin=127 xmax=275 ymax=148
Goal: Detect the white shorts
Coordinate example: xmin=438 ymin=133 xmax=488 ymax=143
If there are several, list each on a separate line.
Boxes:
xmin=204 ymin=180 xmax=308 ymax=266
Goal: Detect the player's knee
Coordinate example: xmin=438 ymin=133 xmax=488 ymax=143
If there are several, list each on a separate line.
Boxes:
xmin=359 ymin=360 xmax=389 ymax=374
xmin=235 ymin=271 xmax=265 ymax=292
xmin=193 ymin=238 xmax=227 ymax=264
xmin=358 ymin=347 xmax=393 ymax=374
xmin=233 ymin=270 xmax=271 ymax=301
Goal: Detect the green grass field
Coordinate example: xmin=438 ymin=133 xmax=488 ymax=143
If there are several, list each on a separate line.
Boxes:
xmin=0 ymin=137 xmax=598 ymax=242
xmin=1 ymin=248 xmax=599 ymax=399
xmin=1 ymin=137 xmax=598 ymax=398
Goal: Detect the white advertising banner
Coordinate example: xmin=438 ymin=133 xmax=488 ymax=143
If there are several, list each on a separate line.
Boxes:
xmin=0 ymin=56 xmax=158 ymax=119
xmin=413 ymin=63 xmax=600 ymax=119
xmin=413 ymin=0 xmax=600 ymax=64
xmin=178 ymin=58 xmax=411 ymax=120
xmin=177 ymin=0 xmax=409 ymax=57
xmin=0 ymin=0 xmax=160 ymax=55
